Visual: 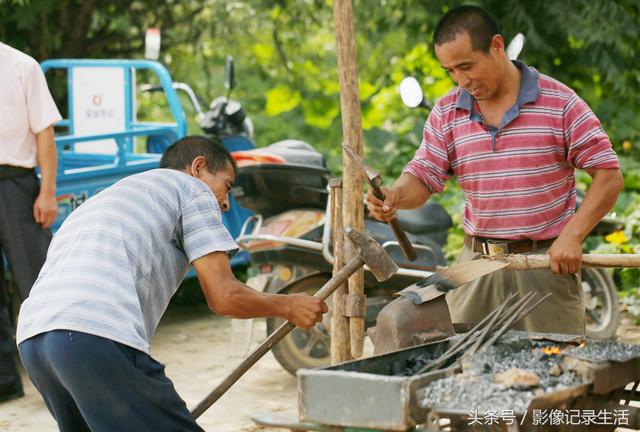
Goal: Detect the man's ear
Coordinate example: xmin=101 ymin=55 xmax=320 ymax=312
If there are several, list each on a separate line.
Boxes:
xmin=189 ymin=156 xmax=208 ymax=178
xmin=491 ymin=34 xmax=505 ymax=55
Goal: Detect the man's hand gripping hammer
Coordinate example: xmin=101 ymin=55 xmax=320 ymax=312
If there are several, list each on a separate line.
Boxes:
xmin=343 ymin=145 xmax=417 ymax=261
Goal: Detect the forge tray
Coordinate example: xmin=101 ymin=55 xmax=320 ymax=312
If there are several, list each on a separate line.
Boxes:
xmin=297 ymin=331 xmax=640 ymax=431
xmin=298 ymin=335 xmax=460 ymax=431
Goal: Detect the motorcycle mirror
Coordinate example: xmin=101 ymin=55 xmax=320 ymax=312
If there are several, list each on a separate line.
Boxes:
xmin=225 ymin=56 xmax=236 ymax=90
xmin=144 ymin=28 xmax=161 ymax=60
xmin=506 ymin=33 xmax=526 ymax=60
xmin=399 ymin=77 xmax=426 ymax=109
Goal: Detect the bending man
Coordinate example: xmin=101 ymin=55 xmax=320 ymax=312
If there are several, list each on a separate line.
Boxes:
xmin=17 ymin=136 xmax=328 ymax=431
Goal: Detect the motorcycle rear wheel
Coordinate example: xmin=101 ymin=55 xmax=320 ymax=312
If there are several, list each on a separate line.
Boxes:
xmin=266 ymin=274 xmax=332 ymax=376
xmin=582 ymin=267 xmax=620 ymax=339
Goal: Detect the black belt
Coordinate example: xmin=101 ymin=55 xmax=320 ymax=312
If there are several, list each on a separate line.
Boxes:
xmin=0 ymin=165 xmax=35 ymax=180
xmin=464 ymin=235 xmax=556 ymax=256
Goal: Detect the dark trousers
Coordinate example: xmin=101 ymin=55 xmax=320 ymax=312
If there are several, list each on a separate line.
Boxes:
xmin=19 ymin=331 xmax=204 ymax=432
xmin=0 ymin=173 xmax=51 ymax=393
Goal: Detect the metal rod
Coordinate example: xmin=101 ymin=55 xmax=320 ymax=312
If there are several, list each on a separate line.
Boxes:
xmin=466 ymin=296 xmax=515 ymax=357
xmin=514 ymin=292 xmax=553 ymax=322
xmin=417 ymin=293 xmax=519 ymax=374
xmin=426 ymin=297 xmax=508 ymax=361
xmin=489 ymin=291 xmax=536 ymax=331
xmin=418 ymin=291 xmax=544 ymax=374
xmin=476 ymin=293 xmax=538 ymax=353
xmin=478 ymin=292 xmax=552 ymax=353
xmin=447 ymin=293 xmax=532 ymax=361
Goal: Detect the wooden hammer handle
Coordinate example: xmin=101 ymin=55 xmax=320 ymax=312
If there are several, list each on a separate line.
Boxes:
xmin=389 ymin=218 xmax=417 ymax=261
xmin=497 ymin=254 xmax=640 ymax=270
xmin=370 ymin=184 xmax=417 ymax=261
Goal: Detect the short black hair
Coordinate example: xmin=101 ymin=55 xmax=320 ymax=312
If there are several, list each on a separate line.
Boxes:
xmin=433 ymin=5 xmax=501 ymax=52
xmin=160 ymin=135 xmax=237 ymax=176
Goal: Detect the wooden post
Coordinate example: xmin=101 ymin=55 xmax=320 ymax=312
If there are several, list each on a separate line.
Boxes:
xmin=332 ymin=0 xmax=366 ymax=358
xmin=329 ymin=178 xmax=352 ymax=364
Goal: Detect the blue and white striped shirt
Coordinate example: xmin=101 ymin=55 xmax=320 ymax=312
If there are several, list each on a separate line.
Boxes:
xmin=17 ymin=169 xmax=238 ymax=353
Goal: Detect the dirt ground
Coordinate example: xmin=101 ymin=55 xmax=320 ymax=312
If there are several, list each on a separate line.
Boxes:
xmin=2 ymin=307 xmax=640 ymax=432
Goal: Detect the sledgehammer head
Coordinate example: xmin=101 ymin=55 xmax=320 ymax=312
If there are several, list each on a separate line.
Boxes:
xmin=346 ymin=227 xmax=398 ymax=282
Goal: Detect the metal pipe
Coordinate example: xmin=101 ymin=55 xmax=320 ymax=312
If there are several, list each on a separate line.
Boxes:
xmin=237 ymin=214 xmax=262 ymax=239
xmin=235 ymin=234 xmax=324 ymax=251
xmin=236 ymin=184 xmax=436 ymax=278
xmin=171 ymin=82 xmax=205 ymax=120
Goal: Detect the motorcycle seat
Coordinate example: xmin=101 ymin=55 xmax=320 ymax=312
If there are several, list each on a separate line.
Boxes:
xmin=396 ymin=202 xmax=453 ymax=234
xmin=259 ymin=139 xmax=327 ymax=167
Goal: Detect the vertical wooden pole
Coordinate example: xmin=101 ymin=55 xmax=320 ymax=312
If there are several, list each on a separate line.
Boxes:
xmin=332 ymin=0 xmax=365 ymax=358
xmin=329 ymin=178 xmax=352 ymax=364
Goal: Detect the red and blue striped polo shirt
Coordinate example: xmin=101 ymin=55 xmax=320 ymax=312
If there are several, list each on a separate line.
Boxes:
xmin=404 ymin=61 xmax=620 ymax=240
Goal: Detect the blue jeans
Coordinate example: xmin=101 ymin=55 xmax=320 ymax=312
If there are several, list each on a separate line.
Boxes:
xmin=19 ymin=330 xmax=204 ymax=432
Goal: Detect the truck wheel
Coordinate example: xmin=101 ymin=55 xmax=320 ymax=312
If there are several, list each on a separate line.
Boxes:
xmin=582 ymin=267 xmax=620 ymax=339
xmin=266 ymin=274 xmax=332 ymax=376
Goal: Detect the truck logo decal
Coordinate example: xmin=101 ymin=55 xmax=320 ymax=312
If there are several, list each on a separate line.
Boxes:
xmin=57 ymin=192 xmax=90 ymax=216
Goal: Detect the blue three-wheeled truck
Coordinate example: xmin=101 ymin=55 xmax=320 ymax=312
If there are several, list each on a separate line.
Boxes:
xmin=40 ymin=59 xmax=254 ymax=272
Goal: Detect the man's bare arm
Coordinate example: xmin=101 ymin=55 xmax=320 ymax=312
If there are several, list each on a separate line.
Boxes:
xmin=193 ymin=251 xmax=327 ymax=329
xmin=549 ymin=168 xmax=624 ymax=274
xmin=34 ymin=125 xmax=58 ymax=228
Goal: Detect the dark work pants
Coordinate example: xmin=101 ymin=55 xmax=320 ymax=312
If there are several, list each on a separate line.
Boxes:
xmin=0 ymin=173 xmax=52 ymax=393
xmin=19 ymin=331 xmax=204 ymax=432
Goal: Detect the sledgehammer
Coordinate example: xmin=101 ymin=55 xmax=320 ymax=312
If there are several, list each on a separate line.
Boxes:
xmin=190 ymin=227 xmax=398 ymax=419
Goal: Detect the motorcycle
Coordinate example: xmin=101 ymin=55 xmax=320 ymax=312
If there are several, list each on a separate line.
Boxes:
xmin=233 ymin=141 xmax=621 ymax=376
xmin=232 ymin=140 xmax=453 ymax=374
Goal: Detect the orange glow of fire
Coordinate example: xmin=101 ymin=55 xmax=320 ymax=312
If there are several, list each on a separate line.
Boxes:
xmin=541 ymin=346 xmax=562 ymax=356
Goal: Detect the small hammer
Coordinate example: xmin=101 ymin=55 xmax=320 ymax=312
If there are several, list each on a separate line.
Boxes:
xmin=343 ymin=145 xmax=417 ymax=261
xmin=190 ymin=227 xmax=398 ymax=419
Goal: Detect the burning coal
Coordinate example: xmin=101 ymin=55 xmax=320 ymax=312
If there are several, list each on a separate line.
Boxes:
xmin=541 ymin=346 xmax=562 ymax=356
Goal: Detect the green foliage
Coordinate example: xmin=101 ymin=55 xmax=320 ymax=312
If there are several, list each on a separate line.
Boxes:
xmin=3 ymin=1 xmax=640 ymax=303
xmin=620 ymin=157 xmax=640 ymax=193
xmin=265 ymin=85 xmax=301 ymax=116
xmin=5 ymin=1 xmax=637 ymax=175
xmin=481 ymin=0 xmax=640 ymax=150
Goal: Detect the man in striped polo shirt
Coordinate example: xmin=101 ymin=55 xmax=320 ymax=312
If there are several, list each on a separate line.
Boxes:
xmin=367 ymin=6 xmax=623 ymax=335
xmin=16 ymin=136 xmax=328 ymax=431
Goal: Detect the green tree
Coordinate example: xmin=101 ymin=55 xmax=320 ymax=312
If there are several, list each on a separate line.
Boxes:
xmin=4 ymin=0 xmax=640 ymax=310
xmin=3 ymin=1 xmax=637 ymax=173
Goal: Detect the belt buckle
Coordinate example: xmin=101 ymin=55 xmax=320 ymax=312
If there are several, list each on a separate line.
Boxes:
xmin=483 ymin=241 xmax=509 ymax=256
